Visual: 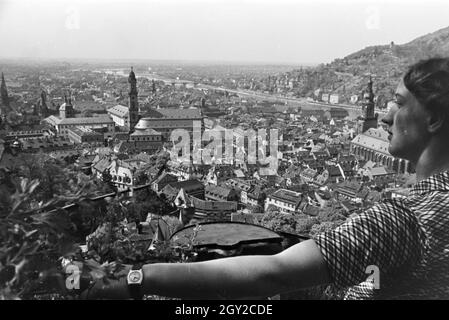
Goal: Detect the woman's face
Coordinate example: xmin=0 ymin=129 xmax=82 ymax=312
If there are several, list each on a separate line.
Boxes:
xmin=381 ymin=80 xmax=432 ymax=163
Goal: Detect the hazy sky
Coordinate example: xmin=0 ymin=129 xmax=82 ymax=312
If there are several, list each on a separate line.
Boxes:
xmin=1 ymin=0 xmax=448 ymax=64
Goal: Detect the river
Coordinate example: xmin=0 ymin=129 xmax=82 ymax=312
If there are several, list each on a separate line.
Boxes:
xmin=98 ymin=68 xmax=380 ymax=118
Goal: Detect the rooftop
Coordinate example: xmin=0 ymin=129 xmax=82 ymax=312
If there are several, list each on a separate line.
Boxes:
xmin=59 ymin=114 xmax=114 ymax=125
xmin=168 ymin=179 xmax=204 ymax=191
xmin=205 ymin=184 xmax=234 ymax=198
xmin=269 ymin=188 xmax=302 ymax=205
xmin=131 ymin=128 xmax=162 ymax=136
xmin=142 ymin=108 xmax=202 ymax=120
xmin=107 ymin=104 xmax=129 ymax=117
xmin=191 ymin=196 xmax=238 ymax=212
xmin=68 ymin=126 xmax=103 ymax=136
xmin=351 ymin=128 xmax=390 ymax=155
xmin=45 ymin=114 xmax=114 ymax=126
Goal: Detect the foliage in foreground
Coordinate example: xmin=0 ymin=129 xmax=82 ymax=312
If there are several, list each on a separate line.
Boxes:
xmin=0 ymin=176 xmax=203 ymax=300
xmin=1 ymin=152 xmax=351 ymax=300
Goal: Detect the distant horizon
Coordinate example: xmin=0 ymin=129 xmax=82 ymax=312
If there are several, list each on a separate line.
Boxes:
xmin=0 ymin=56 xmax=319 ymax=67
xmin=1 ymin=0 xmax=448 ymax=64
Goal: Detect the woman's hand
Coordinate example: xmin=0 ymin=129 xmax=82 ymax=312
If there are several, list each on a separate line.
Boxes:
xmin=80 ymin=275 xmax=131 ymax=300
xmin=77 ymin=263 xmax=133 ymax=300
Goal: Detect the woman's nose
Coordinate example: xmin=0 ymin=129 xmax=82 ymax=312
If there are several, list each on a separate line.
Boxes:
xmin=381 ymin=102 xmax=396 ymax=127
xmin=381 ymin=114 xmax=392 ymax=126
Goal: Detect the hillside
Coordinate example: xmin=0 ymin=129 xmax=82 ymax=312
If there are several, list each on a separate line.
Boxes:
xmin=284 ymin=26 xmax=449 ymax=106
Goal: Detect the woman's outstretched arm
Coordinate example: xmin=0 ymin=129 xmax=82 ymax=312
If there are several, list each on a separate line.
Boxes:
xmin=83 ymin=239 xmax=331 ymax=299
xmin=142 ymin=239 xmax=331 ymax=299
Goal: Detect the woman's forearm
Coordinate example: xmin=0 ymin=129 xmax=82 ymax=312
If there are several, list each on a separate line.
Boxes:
xmin=142 ymin=254 xmax=283 ymax=299
xmin=141 ymin=239 xmax=330 ymax=299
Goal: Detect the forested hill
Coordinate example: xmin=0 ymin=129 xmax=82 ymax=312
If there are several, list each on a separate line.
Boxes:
xmin=283 ymin=26 xmax=449 ymax=107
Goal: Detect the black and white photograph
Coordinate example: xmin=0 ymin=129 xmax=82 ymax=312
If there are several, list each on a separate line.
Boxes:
xmin=1 ymin=0 xmax=449 ymax=305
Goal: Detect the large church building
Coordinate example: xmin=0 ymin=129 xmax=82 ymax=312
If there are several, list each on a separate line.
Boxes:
xmin=107 ymin=68 xmax=203 ymax=141
xmin=350 ymin=78 xmax=411 ymax=174
xmin=107 ymin=67 xmax=140 ymax=132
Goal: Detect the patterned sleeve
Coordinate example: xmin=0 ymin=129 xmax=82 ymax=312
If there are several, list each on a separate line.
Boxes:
xmin=313 ymin=200 xmax=424 ymax=288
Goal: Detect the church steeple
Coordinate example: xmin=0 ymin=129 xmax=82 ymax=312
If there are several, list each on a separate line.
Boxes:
xmin=1 ymin=72 xmax=11 ymax=114
xmin=128 ymin=66 xmax=137 ymax=95
xmin=151 ymin=79 xmax=156 ymax=94
xmin=362 ymin=76 xmax=378 ymax=132
xmin=365 ymin=76 xmax=375 ymax=119
xmin=39 ymin=90 xmax=48 ymax=117
xmin=60 ymin=91 xmax=74 ymax=119
xmin=128 ymin=67 xmax=139 ymax=132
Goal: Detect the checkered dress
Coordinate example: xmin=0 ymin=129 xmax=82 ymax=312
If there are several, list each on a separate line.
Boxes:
xmin=314 ymin=171 xmax=449 ymax=299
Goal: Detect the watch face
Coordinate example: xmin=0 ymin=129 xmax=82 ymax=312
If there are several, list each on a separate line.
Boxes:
xmin=128 ymin=270 xmax=142 ymax=284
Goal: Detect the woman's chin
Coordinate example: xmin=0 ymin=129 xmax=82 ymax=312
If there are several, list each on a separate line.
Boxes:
xmin=388 ymin=144 xmax=400 ymax=158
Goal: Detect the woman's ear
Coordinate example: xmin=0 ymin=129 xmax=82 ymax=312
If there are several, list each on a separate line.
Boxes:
xmin=427 ymin=110 xmax=446 ymax=134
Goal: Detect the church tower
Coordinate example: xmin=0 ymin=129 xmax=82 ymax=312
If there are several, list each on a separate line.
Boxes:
xmin=151 ymin=79 xmax=156 ymax=95
xmin=128 ymin=67 xmax=139 ymax=132
xmin=1 ymin=72 xmax=11 ymax=115
xmin=59 ymin=94 xmax=74 ymax=119
xmin=38 ymin=90 xmax=49 ymax=118
xmin=361 ymin=76 xmax=378 ymax=132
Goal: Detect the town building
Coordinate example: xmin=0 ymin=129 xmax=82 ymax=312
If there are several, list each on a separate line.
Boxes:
xmin=3 ymin=130 xmax=51 ymax=142
xmin=18 ymin=136 xmax=73 ymax=153
xmin=174 ymin=188 xmax=238 ymax=223
xmin=189 ymin=196 xmax=238 ymax=222
xmin=351 ymin=127 xmax=411 ymax=174
xmin=129 ymin=128 xmax=163 ymax=153
xmin=334 ymin=180 xmax=366 ymax=203
xmin=107 ymin=104 xmax=129 ymax=127
xmin=91 ymin=155 xmax=152 ymax=194
xmin=265 ymin=188 xmax=302 ymax=214
xmin=242 ymin=185 xmax=266 ymax=208
xmin=134 ymin=108 xmax=203 ymax=141
xmin=168 ymin=160 xmax=198 ymax=181
xmin=205 ymin=185 xmax=239 ymax=202
xmin=151 ymin=172 xmax=179 ymax=193
xmin=67 ymin=126 xmax=104 ymax=145
xmin=43 ymin=114 xmax=115 ymax=140
xmin=161 ymin=179 xmax=205 ymax=200
xmin=327 ymin=107 xmax=348 ymax=120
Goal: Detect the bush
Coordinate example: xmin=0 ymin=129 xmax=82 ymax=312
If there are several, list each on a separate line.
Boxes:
xmin=295 ymin=217 xmax=319 ymax=234
xmin=260 ymin=211 xmax=319 ymax=235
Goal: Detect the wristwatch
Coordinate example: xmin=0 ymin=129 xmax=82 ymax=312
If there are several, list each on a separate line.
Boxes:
xmin=127 ymin=264 xmax=144 ymax=300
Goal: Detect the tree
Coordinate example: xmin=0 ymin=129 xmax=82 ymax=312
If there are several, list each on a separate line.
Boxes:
xmin=0 ymin=178 xmax=85 ymax=299
xmin=14 ymin=154 xmax=73 ymax=202
xmin=261 ymin=211 xmax=294 ymax=233
xmin=260 ymin=211 xmax=318 ymax=235
xmin=101 ymin=169 xmax=117 ymax=193
xmin=295 ymin=217 xmax=319 ymax=234
xmin=245 ymin=204 xmax=263 ymax=214
xmin=133 ymin=170 xmax=148 ymax=186
xmin=317 ymin=204 xmax=347 ymax=223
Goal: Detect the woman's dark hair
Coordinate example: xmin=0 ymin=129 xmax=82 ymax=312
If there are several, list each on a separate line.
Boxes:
xmin=403 ymin=57 xmax=449 ymax=125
